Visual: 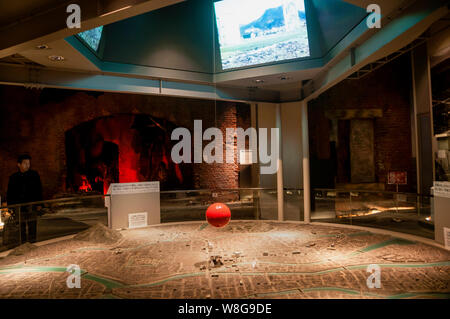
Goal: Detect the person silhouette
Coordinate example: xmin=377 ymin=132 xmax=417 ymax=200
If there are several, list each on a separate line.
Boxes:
xmin=6 ymin=154 xmax=43 ymax=244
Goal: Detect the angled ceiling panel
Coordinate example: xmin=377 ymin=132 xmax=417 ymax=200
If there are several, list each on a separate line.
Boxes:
xmin=102 ymin=0 xmax=215 ymax=74
xmin=311 ymin=0 xmax=367 ymax=54
xmin=75 ymin=0 xmax=368 ymax=79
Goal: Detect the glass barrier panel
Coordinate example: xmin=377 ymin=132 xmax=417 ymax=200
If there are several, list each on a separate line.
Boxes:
xmin=310 ymin=189 xmax=434 ymax=239
xmin=0 ymin=189 xmax=435 ymax=252
xmin=311 ymin=190 xmax=352 ymax=225
xmin=0 ymin=195 xmax=109 ymax=252
xmin=284 ymin=189 xmax=303 ymax=221
xmin=160 ymin=189 xmax=263 ymax=223
xmin=257 ymin=189 xmax=278 ymax=220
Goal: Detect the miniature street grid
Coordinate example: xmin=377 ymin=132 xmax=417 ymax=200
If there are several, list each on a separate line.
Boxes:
xmin=0 ymin=221 xmax=449 ymax=299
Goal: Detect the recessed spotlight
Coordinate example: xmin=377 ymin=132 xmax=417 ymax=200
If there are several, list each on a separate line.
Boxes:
xmin=279 ymin=76 xmax=291 ymax=81
xmin=36 ymin=44 xmax=49 ymax=50
xmin=253 ymin=79 xmax=264 ymax=84
xmin=48 ymin=55 xmax=65 ymax=62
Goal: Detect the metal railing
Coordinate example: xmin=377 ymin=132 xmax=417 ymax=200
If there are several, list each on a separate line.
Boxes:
xmin=0 ymin=187 xmax=435 ymax=251
xmin=311 ymin=188 xmax=433 ymax=238
xmin=1 ymin=194 xmax=109 ymax=251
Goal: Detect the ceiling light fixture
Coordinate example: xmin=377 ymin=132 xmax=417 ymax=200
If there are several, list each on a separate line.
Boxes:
xmin=36 ymin=44 xmax=49 ymax=50
xmin=253 ymin=79 xmax=264 ymax=84
xmin=48 ymin=55 xmax=65 ymax=62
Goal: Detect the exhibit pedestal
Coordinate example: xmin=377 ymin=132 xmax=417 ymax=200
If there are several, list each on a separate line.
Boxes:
xmin=433 ymin=182 xmax=450 ymax=248
xmin=105 ymin=182 xmax=160 ymax=230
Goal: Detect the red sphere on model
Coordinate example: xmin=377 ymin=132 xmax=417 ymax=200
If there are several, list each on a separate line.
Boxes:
xmin=206 ymin=203 xmax=231 ymax=228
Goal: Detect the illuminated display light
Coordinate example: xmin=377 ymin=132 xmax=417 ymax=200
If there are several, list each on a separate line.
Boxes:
xmin=77 ymin=26 xmax=104 ymax=52
xmin=214 ymin=0 xmax=310 ymax=70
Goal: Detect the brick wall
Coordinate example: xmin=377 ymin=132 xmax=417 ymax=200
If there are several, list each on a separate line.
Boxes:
xmin=191 ymin=101 xmax=252 ymax=190
xmin=308 ymin=55 xmax=416 ymax=192
xmin=193 ymin=102 xmax=236 ymax=189
xmin=0 ymin=86 xmax=250 ymax=200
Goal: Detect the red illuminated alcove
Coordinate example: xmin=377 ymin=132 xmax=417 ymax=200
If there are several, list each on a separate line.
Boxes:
xmin=65 ymin=114 xmax=192 ymax=194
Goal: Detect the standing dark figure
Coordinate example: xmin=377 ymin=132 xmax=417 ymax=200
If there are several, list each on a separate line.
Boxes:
xmin=6 ymin=154 xmax=43 ymax=244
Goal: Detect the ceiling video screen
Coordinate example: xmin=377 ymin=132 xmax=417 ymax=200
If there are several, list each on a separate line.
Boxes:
xmin=214 ymin=0 xmax=310 ymax=70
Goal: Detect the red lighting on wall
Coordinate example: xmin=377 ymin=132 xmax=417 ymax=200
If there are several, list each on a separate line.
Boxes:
xmin=94 ymin=117 xmax=143 ymax=184
xmin=67 ymin=114 xmax=189 ymax=194
xmin=79 ymin=175 xmax=92 ymax=192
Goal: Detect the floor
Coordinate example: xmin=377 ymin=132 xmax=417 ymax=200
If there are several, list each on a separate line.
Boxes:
xmin=0 ymin=221 xmax=448 ymax=299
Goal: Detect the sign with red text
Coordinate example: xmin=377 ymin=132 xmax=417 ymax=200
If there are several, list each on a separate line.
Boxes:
xmin=388 ymin=171 xmax=407 ymax=185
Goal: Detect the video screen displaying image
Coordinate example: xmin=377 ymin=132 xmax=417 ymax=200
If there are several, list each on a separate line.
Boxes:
xmin=214 ymin=0 xmax=310 ymax=70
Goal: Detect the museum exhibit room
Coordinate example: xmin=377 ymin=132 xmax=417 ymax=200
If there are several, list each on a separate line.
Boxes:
xmin=0 ymin=0 xmax=449 ymax=306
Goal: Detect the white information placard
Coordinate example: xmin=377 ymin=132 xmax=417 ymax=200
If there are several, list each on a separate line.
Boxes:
xmin=433 ymin=182 xmax=450 ymax=198
xmin=444 ymin=227 xmax=450 ymax=250
xmin=128 ymin=212 xmax=148 ymax=229
xmin=239 ymin=150 xmax=254 ymax=165
xmin=110 ymin=182 xmax=159 ymax=195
